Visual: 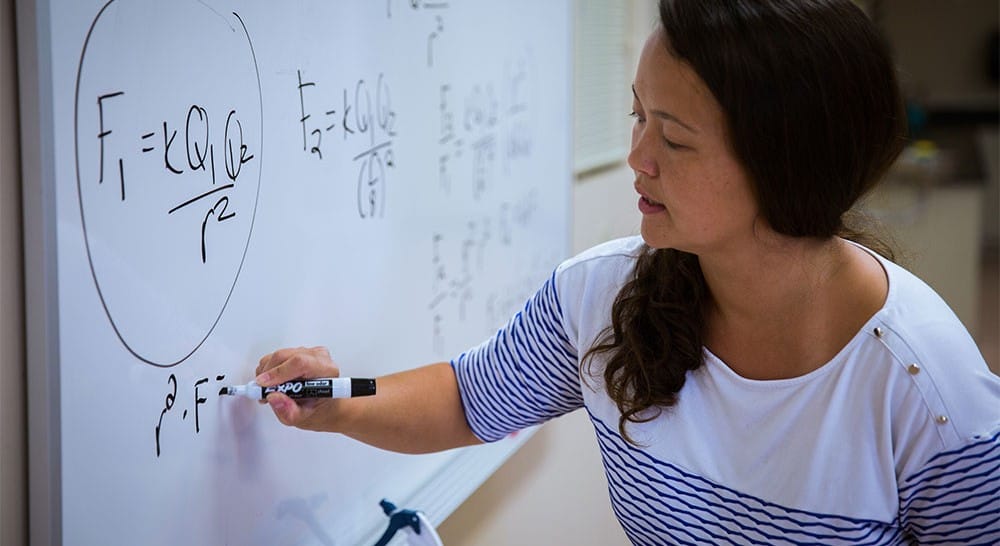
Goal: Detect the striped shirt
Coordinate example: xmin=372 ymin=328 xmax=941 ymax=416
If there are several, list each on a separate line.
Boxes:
xmin=452 ymin=236 xmax=1000 ymax=545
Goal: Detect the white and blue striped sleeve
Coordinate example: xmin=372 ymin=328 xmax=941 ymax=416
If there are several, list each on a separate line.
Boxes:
xmin=450 ymin=270 xmax=583 ymax=442
xmin=897 ymin=426 xmax=1000 ymax=545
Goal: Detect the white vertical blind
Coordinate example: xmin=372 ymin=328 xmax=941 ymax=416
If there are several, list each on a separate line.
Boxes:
xmin=574 ymin=1 xmax=632 ymax=173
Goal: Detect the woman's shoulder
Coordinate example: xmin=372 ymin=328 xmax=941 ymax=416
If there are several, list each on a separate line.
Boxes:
xmin=876 ymin=252 xmax=984 ymax=365
xmin=870 ymin=250 xmax=1000 ymax=445
xmin=549 ymin=236 xmax=644 ymax=343
xmin=555 ymin=236 xmax=645 ymax=280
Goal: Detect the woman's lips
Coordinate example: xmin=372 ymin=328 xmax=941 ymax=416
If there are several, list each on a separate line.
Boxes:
xmin=638 ymin=195 xmax=666 ymax=214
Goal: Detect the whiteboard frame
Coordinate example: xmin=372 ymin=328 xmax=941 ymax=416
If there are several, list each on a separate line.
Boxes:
xmin=17 ymin=0 xmax=62 ymax=543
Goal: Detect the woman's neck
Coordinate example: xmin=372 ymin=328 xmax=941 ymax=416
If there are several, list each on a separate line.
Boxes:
xmin=698 ymin=236 xmax=887 ymax=380
xmin=701 ymin=236 xmax=846 ymax=323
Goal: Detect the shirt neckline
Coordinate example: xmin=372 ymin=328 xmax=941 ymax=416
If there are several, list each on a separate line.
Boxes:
xmin=701 ymin=239 xmax=895 ymax=388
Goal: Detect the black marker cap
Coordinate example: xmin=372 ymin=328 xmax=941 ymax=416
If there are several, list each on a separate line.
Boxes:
xmin=351 ymin=378 xmax=377 ymax=397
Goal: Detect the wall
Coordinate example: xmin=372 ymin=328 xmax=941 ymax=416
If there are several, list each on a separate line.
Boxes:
xmin=881 ymin=0 xmax=998 ymax=107
xmin=879 ymin=0 xmax=1000 ymax=249
xmin=0 ymin=0 xmax=26 ymax=543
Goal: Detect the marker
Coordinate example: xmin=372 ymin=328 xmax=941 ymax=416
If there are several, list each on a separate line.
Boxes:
xmin=218 ymin=377 xmax=376 ymax=401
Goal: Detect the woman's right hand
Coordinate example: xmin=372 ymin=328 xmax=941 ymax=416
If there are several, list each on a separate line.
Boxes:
xmin=255 ymin=346 xmax=345 ymax=432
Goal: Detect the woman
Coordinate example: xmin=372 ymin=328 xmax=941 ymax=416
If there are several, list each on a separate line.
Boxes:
xmin=257 ymin=1 xmax=1000 ymax=543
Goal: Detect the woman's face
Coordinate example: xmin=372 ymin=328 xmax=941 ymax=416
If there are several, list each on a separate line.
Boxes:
xmin=629 ymin=29 xmax=762 ymax=255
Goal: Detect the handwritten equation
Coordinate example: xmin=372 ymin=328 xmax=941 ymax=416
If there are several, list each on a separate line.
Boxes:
xmin=428 ymin=190 xmax=542 ymax=354
xmin=437 ymin=54 xmax=535 ymax=200
xmin=297 ymin=71 xmax=398 ymax=219
xmin=94 ymin=94 xmax=255 ymax=262
xmin=154 ymin=373 xmax=228 ymax=457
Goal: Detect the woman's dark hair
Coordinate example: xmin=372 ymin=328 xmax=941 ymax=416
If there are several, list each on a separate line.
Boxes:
xmin=584 ymin=0 xmax=907 ymax=443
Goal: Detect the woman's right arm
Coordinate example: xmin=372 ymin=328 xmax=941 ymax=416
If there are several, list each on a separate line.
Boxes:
xmin=255 ymin=346 xmax=482 ymax=454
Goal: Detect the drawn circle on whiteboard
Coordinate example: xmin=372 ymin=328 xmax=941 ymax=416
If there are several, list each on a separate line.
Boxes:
xmin=74 ymin=0 xmax=263 ymax=367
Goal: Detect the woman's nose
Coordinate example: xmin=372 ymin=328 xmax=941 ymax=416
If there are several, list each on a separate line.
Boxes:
xmin=627 ymin=134 xmax=658 ymax=178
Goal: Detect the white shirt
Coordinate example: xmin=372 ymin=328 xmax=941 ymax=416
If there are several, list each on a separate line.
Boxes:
xmin=452 ymin=236 xmax=1000 ymax=545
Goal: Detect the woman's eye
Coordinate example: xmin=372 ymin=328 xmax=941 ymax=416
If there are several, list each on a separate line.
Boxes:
xmin=664 ymin=138 xmax=686 ymax=150
xmin=629 ymin=111 xmax=645 ymax=122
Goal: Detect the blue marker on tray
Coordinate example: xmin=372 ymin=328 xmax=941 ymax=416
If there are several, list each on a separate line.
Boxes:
xmin=218 ymin=377 xmax=376 ymax=400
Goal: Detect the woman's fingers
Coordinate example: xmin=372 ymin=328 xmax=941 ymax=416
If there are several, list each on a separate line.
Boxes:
xmin=266 ymin=393 xmax=299 ymax=426
xmin=256 ymin=346 xmax=337 ymax=386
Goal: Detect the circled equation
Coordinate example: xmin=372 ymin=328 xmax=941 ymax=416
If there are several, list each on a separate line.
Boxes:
xmin=75 ymin=0 xmax=263 ymax=367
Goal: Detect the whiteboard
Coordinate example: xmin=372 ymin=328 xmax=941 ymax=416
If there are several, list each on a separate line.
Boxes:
xmin=17 ymin=1 xmax=571 ymax=544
